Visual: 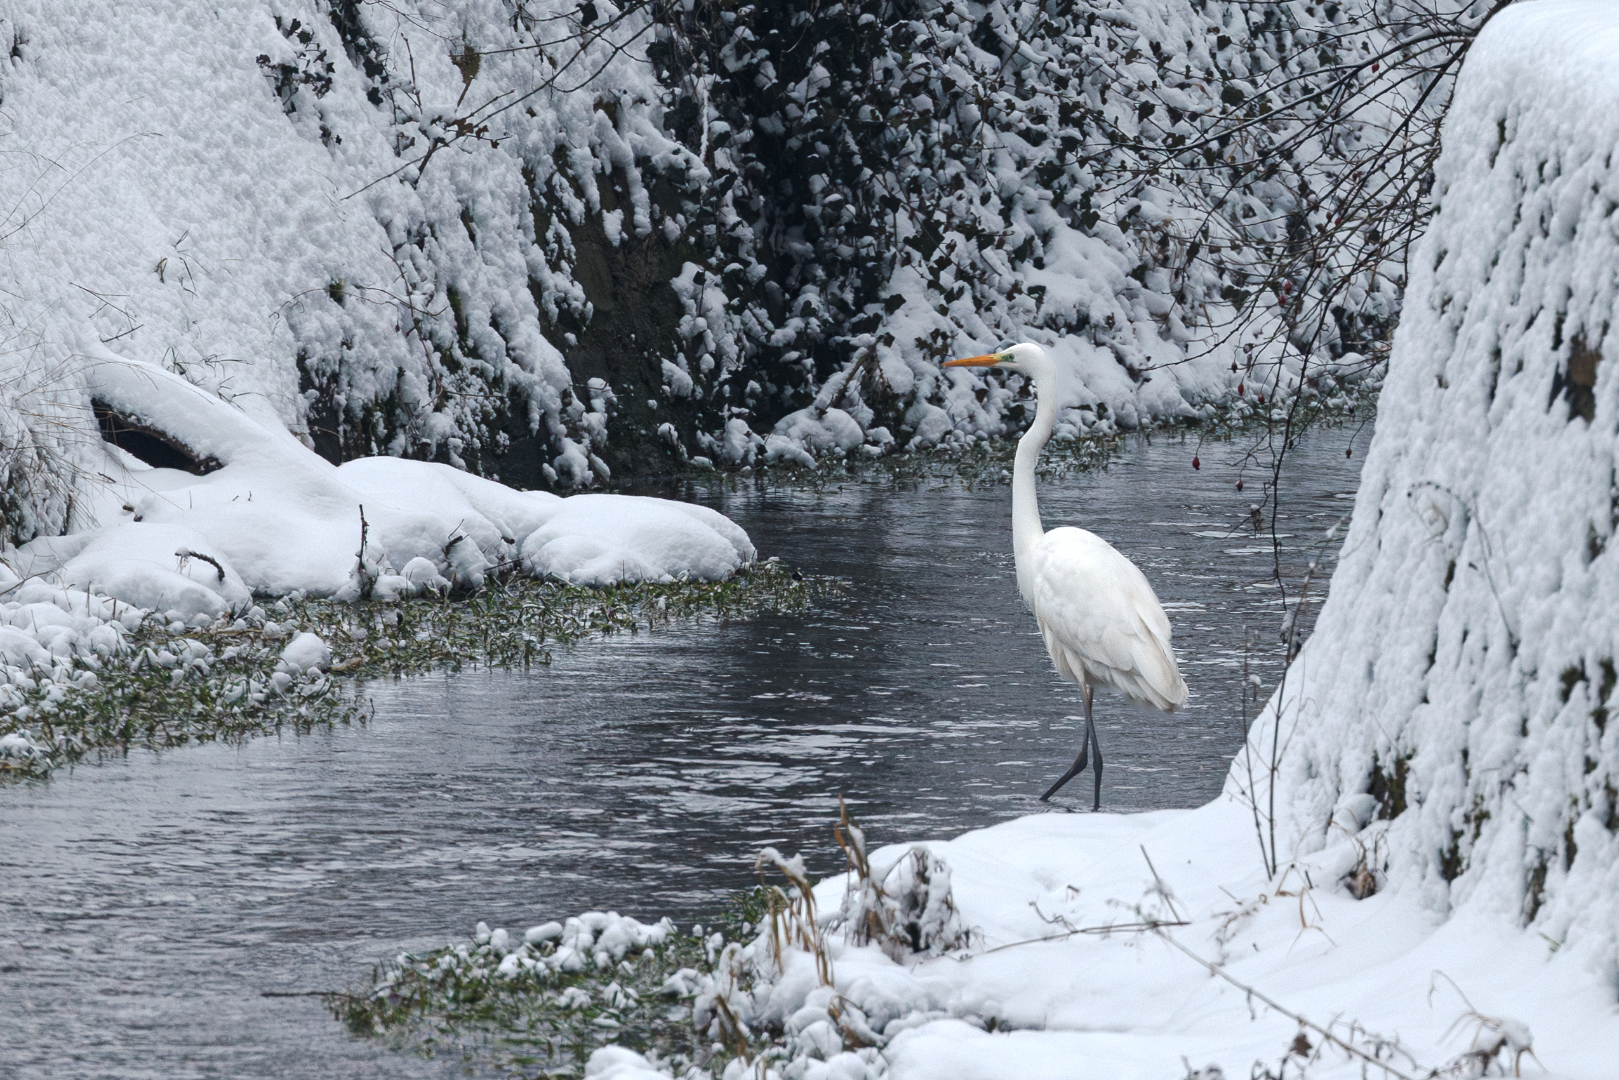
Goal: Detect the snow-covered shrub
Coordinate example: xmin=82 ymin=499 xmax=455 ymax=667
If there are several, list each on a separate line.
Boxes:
xmin=833 ymin=805 xmax=970 ymax=962
xmin=1244 ymin=0 xmax=1619 ymax=967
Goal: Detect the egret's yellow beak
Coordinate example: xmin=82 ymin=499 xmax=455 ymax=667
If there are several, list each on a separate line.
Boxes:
xmin=943 ymin=352 xmax=1005 ymax=368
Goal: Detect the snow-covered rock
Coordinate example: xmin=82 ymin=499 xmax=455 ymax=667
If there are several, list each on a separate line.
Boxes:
xmin=10 ymin=353 xmax=754 ymax=614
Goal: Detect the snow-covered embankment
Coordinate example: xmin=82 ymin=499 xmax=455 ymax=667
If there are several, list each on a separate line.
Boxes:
xmin=18 ymin=351 xmax=752 ymax=611
xmin=0 ymin=351 xmax=757 ymax=773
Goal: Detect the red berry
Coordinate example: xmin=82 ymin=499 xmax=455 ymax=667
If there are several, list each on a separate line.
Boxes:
xmin=1192 ymin=455 xmax=1201 ymax=470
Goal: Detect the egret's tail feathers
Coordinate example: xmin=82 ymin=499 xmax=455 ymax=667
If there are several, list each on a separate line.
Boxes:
xmin=1121 ymin=668 xmax=1188 ymax=712
xmin=1052 ymin=640 xmax=1187 ymax=712
xmin=1090 ymin=649 xmax=1187 ymax=712
xmin=1159 ymin=672 xmax=1190 ymax=711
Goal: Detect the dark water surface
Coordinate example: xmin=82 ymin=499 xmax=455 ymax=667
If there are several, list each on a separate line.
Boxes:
xmin=0 ymin=427 xmax=1369 ymax=1079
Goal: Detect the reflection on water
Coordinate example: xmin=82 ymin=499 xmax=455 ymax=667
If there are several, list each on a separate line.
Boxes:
xmin=0 ymin=427 xmax=1369 ymax=1079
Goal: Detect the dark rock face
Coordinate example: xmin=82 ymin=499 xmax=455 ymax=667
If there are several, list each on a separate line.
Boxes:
xmin=528 ymin=172 xmax=693 ymax=483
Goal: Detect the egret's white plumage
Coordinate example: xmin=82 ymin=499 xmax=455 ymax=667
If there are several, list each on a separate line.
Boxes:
xmin=1028 ymin=528 xmax=1186 ymax=712
xmin=944 ymin=342 xmax=1187 ymax=808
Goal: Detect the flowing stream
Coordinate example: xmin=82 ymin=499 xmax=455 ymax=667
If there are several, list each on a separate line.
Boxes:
xmin=0 ymin=426 xmax=1369 ymax=1079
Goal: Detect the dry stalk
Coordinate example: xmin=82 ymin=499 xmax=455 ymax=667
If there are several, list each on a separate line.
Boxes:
xmin=754 ymin=846 xmax=831 ymax=987
xmin=834 ymin=797 xmax=970 ymax=960
xmin=1140 ymin=850 xmax=1422 ymax=1080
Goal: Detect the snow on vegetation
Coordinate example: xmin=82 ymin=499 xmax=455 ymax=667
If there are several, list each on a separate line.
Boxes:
xmin=0 ymin=0 xmax=1386 ymax=546
xmin=357 ymin=802 xmax=1613 ymax=1079
xmin=0 ymin=561 xmax=814 ymax=779
xmin=0 ymin=350 xmax=775 ymax=776
xmin=350 ymin=6 xmax=1619 ymax=1078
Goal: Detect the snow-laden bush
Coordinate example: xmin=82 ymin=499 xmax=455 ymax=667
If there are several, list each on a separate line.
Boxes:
xmin=1244 ymin=0 xmax=1619 ymax=967
xmin=659 ymin=0 xmax=1420 ymax=448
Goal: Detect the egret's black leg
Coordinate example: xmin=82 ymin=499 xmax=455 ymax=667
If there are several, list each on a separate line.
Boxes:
xmin=1040 ymin=684 xmax=1094 ymax=803
xmin=1089 ymin=700 xmax=1104 ymax=811
xmin=1039 ymin=740 xmax=1087 ymax=802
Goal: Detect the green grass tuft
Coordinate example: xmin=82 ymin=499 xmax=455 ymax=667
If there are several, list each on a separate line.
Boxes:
xmin=0 ymin=560 xmax=824 ymax=780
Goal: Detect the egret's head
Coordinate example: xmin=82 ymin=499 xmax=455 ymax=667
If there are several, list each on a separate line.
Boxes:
xmin=942 ymin=342 xmax=1056 ymax=380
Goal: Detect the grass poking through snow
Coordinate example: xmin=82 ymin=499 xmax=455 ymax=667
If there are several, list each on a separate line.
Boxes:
xmin=0 ymin=560 xmax=823 ymax=780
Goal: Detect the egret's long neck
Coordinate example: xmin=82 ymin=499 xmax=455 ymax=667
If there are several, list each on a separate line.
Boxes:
xmin=1012 ymin=382 xmax=1057 ymax=605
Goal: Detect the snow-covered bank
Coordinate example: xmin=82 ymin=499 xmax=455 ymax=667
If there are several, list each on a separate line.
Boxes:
xmin=15 ymin=350 xmax=753 ymax=620
xmin=387 ymin=799 xmax=1613 ymax=1079
xmin=727 ymin=805 xmax=1612 ymax=1079
xmin=0 ymin=352 xmax=770 ymax=776
xmin=0 ymin=563 xmax=812 ymax=778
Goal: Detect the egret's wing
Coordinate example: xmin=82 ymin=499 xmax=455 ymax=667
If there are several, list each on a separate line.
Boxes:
xmin=1028 ymin=527 xmax=1188 ymax=710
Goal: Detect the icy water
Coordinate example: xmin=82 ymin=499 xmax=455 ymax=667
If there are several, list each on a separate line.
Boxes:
xmin=0 ymin=426 xmax=1369 ymax=1080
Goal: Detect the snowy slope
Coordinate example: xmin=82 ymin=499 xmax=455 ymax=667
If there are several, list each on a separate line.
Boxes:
xmin=0 ymin=0 xmax=1384 ymax=544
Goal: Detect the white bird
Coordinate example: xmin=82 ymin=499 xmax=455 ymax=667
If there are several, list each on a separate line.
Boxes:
xmin=944 ymin=343 xmax=1188 ymax=810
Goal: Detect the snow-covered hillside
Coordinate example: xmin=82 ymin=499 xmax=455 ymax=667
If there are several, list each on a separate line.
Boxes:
xmin=0 ymin=0 xmax=1391 ymax=543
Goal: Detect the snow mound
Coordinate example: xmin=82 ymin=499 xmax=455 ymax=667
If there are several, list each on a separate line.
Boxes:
xmin=768 ymin=408 xmax=865 ymax=464
xmin=583 ymin=1046 xmax=674 ymax=1080
xmin=278 ymin=632 xmax=331 ymax=675
xmin=1239 ymin=0 xmax=1619 ymax=971
xmin=520 ymin=495 xmax=755 ymax=586
xmin=12 ymin=353 xmax=753 ymax=614
xmin=56 ymin=522 xmax=255 ymax=620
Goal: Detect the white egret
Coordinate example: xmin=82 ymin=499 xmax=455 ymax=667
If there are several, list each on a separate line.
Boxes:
xmin=944 ymin=343 xmax=1188 ymax=810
